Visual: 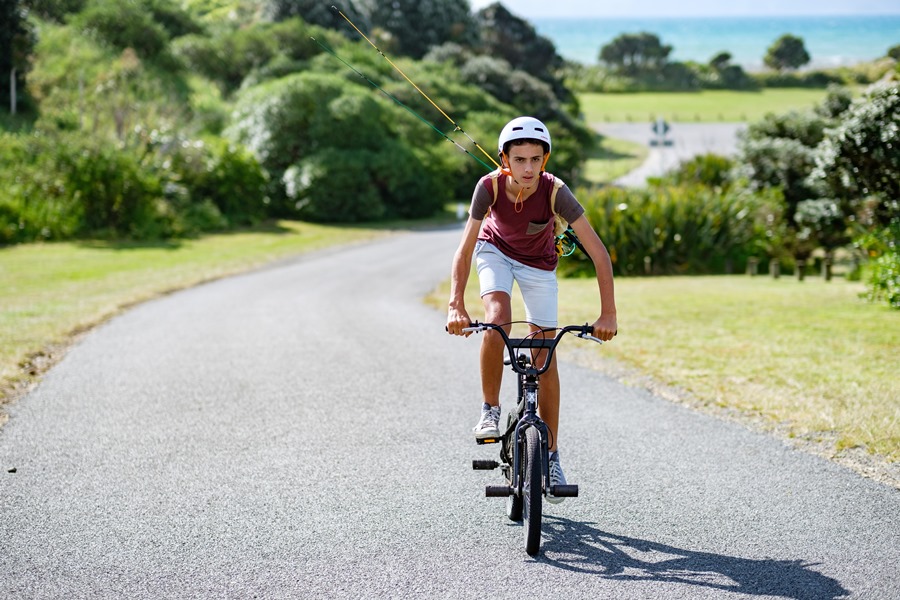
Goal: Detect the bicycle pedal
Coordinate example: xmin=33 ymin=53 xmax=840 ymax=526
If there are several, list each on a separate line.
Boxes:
xmin=485 ymin=485 xmax=513 ymax=497
xmin=472 ymin=460 xmax=500 ymax=470
xmin=475 ymin=437 xmax=500 ymax=445
xmin=549 ymin=484 xmax=579 ymax=498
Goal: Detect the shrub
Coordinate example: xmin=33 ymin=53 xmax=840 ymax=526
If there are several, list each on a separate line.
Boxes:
xmin=567 ymin=184 xmax=767 ymax=276
xmin=71 ymin=0 xmax=169 ymax=60
xmin=283 ymin=149 xmax=385 ymax=222
xmin=158 ymin=136 xmax=269 ymax=226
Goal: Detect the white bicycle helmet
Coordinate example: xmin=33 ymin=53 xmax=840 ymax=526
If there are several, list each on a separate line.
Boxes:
xmin=498 ymin=116 xmax=552 ymax=155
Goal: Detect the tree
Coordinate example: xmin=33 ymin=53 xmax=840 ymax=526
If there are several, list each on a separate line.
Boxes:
xmin=1 ymin=0 xmax=35 ymax=114
xmin=23 ymin=0 xmax=85 ymax=22
xmin=474 ymin=3 xmax=564 ymax=97
xmin=263 ymin=0 xmax=370 ymax=35
xmin=887 ymin=44 xmax=900 ymax=61
xmin=599 ymin=32 xmax=672 ymax=76
xmin=764 ymin=34 xmax=810 ymax=72
xmin=709 ymin=51 xmax=732 ymax=71
xmin=810 ymin=81 xmax=900 ymax=228
xmin=366 ymin=0 xmax=476 ymax=59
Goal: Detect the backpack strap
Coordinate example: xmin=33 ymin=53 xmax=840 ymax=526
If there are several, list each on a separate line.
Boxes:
xmin=485 ymin=169 xmax=501 ymax=217
xmin=550 ymin=175 xmax=567 ymax=236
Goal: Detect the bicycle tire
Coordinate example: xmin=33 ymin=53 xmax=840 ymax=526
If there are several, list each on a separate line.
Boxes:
xmin=522 ymin=426 xmax=542 ymax=556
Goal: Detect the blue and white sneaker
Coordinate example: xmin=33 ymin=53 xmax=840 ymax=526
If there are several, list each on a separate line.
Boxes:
xmin=473 ymin=403 xmax=501 ymax=441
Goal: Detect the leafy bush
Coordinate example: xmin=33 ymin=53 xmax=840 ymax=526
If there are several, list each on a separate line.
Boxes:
xmin=856 ymin=223 xmax=900 ymax=308
xmin=810 ymin=81 xmax=900 ymax=227
xmin=71 ymin=0 xmax=170 ymax=60
xmin=566 ymin=184 xmax=768 ymax=276
xmin=153 ymin=135 xmax=269 ymax=226
xmin=228 ymin=71 xmax=453 ymax=220
xmin=662 ymin=154 xmax=734 ymax=189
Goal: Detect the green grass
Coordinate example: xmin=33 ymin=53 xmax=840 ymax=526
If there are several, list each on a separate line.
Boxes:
xmin=583 ymin=135 xmax=649 ymax=185
xmin=0 ymin=221 xmax=390 ymax=412
xmin=430 ymin=273 xmax=900 ymax=462
xmin=580 ymin=88 xmax=833 ymax=123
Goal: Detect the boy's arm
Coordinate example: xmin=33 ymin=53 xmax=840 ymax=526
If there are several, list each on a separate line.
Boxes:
xmin=447 ymin=216 xmax=482 ymax=336
xmin=569 ymin=215 xmax=617 ymax=341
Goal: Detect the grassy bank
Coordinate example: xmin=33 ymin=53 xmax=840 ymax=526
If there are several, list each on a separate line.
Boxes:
xmin=583 ymin=135 xmax=649 ymax=185
xmin=580 ymin=88 xmax=832 ymax=123
xmin=0 ymin=221 xmax=389 ymax=416
xmin=429 ymin=273 xmax=899 ymax=463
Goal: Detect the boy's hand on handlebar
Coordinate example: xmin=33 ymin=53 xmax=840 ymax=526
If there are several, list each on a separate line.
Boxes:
xmin=591 ymin=314 xmax=617 ymax=342
xmin=446 ymin=307 xmax=472 ymax=337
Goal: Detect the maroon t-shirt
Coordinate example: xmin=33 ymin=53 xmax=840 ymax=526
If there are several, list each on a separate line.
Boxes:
xmin=470 ymin=172 xmax=584 ymax=271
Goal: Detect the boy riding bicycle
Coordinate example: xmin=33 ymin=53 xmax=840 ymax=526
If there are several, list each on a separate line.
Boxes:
xmin=446 ymin=116 xmax=618 ymax=503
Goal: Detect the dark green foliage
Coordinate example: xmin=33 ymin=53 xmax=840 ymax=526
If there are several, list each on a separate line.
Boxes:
xmin=856 ymin=223 xmax=900 ymax=308
xmin=158 ymin=137 xmax=269 ymax=226
xmin=794 ymin=198 xmax=849 ymax=254
xmin=764 ymin=34 xmax=811 ymax=72
xmin=282 ymin=141 xmax=441 ymax=222
xmin=735 ymin=136 xmax=818 ymax=223
xmin=815 ymin=84 xmax=853 ymax=119
xmin=227 ymin=71 xmax=452 ymax=219
xmin=1 ymin=0 xmax=35 ymax=112
xmin=367 ymin=0 xmax=476 ymax=59
xmin=70 ymin=0 xmax=168 ymax=59
xmin=665 ymin=154 xmax=735 ymax=189
xmin=64 ymin=142 xmax=166 ymax=237
xmin=744 ymin=109 xmax=826 ymax=148
xmin=810 ymin=81 xmax=900 ymax=225
xmin=459 ymin=56 xmax=559 ymax=121
xmin=599 ymin=32 xmax=672 ymax=76
xmin=283 ymin=149 xmax=384 ymax=222
xmin=173 ymin=19 xmax=331 ymax=94
xmin=264 ymin=0 xmax=370 ymax=35
xmin=473 ymin=3 xmax=567 ymax=101
xmin=25 ymin=0 xmax=86 ymax=22
xmin=564 ymin=184 xmax=767 ymax=276
xmin=888 ymin=44 xmax=900 ymax=61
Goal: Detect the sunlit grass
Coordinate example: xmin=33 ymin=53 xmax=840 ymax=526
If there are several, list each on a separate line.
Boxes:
xmin=583 ymin=134 xmax=649 ymax=185
xmin=579 ymin=88 xmax=832 ymax=123
xmin=428 ymin=272 xmax=900 ymax=461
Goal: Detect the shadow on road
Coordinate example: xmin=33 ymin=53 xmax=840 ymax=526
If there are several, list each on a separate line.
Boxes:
xmin=537 ymin=516 xmax=849 ymax=599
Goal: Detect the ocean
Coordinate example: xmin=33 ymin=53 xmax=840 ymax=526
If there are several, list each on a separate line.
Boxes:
xmin=533 ymin=15 xmax=900 ymax=70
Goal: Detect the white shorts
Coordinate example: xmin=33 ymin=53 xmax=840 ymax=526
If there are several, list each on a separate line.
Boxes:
xmin=474 ymin=240 xmax=558 ymax=328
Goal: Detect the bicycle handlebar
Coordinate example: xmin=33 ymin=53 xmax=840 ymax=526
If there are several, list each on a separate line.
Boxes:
xmin=460 ymin=322 xmax=606 ymax=377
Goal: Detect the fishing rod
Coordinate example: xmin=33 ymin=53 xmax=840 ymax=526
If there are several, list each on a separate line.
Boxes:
xmin=330 ymin=5 xmax=501 ymax=171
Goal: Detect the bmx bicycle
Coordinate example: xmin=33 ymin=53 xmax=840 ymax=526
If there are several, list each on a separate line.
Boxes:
xmin=464 ymin=321 xmax=605 ymax=556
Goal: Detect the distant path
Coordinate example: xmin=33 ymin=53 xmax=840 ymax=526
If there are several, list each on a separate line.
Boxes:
xmin=594 ymin=122 xmax=746 ymax=187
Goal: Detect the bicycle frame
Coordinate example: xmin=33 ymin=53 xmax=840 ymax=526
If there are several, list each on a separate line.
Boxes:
xmin=465 ymin=322 xmax=602 ymax=498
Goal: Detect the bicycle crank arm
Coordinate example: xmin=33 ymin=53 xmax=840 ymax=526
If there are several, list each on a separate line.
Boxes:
xmin=549 ymin=484 xmax=579 ymax=497
xmin=485 ymin=485 xmax=514 ymax=497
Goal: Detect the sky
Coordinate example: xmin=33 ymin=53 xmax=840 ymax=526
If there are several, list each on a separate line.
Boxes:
xmin=468 ymin=0 xmax=900 ymax=18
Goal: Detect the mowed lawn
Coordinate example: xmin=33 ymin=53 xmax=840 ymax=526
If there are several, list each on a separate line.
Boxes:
xmin=580 ymin=88 xmax=832 ymax=123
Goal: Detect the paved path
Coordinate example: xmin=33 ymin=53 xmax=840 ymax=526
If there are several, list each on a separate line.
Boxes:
xmin=1 ymin=228 xmax=898 ymax=598
xmin=594 ymin=122 xmax=746 ymax=187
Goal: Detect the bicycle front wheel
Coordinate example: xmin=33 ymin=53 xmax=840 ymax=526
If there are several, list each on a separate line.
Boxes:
xmin=522 ymin=426 xmax=542 ymax=556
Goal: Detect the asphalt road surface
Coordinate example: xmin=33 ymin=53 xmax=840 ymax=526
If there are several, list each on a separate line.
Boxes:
xmin=2 ymin=227 xmax=898 ymax=599
xmin=594 ymin=122 xmax=746 ymax=187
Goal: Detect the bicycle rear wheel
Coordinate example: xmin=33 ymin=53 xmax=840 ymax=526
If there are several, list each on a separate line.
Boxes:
xmin=522 ymin=426 xmax=542 ymax=556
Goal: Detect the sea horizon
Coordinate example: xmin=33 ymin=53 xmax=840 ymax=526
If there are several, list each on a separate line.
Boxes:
xmin=533 ymin=14 xmax=900 ymax=70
